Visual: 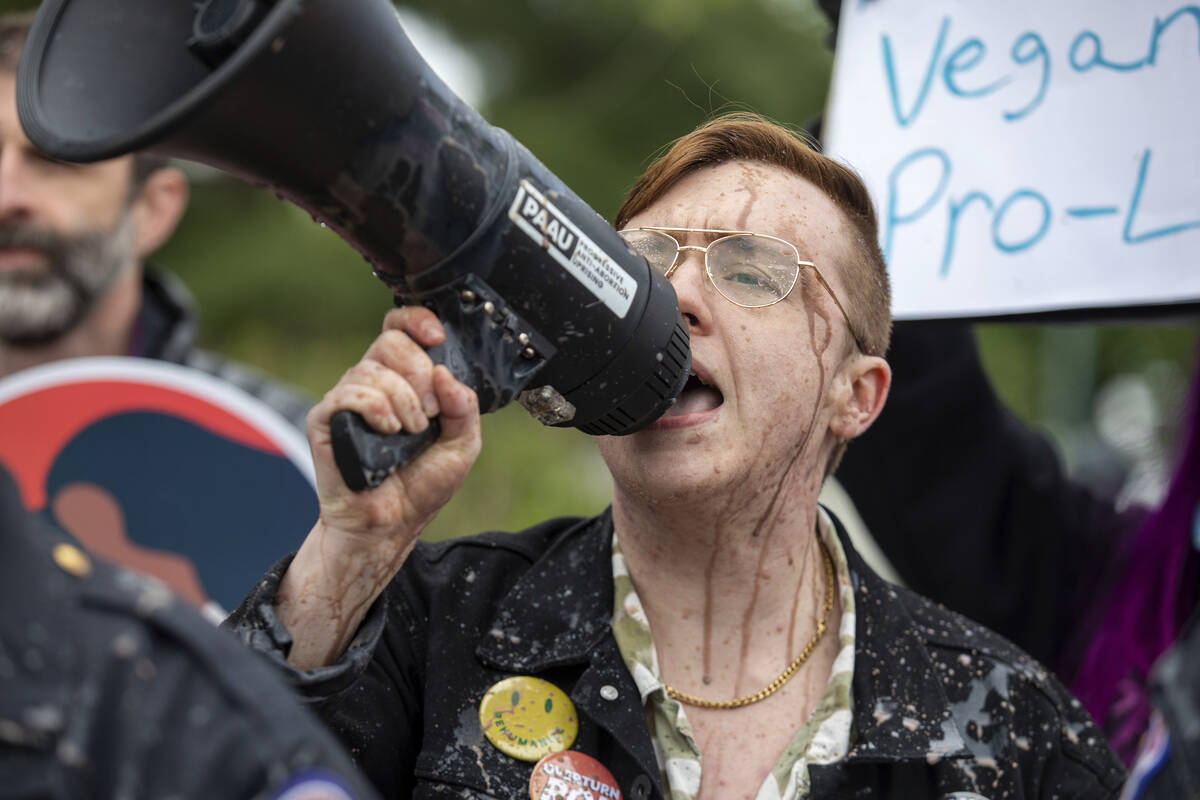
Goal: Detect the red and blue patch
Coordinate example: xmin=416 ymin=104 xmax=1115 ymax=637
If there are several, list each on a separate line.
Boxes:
xmin=0 ymin=357 xmax=316 ymax=614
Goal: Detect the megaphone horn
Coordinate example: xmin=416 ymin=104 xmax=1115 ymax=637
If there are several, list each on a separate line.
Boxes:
xmin=18 ymin=0 xmax=690 ymax=489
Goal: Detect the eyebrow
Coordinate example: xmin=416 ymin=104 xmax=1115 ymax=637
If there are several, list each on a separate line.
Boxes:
xmin=640 ymin=225 xmax=752 ymax=235
xmin=638 ymin=225 xmax=750 ymax=245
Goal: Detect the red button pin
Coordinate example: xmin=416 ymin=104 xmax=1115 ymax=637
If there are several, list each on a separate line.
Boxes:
xmin=529 ymin=750 xmax=622 ymax=800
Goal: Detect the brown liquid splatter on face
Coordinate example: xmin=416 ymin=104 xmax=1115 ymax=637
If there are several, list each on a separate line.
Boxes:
xmin=802 ymin=275 xmax=835 ymax=467
xmin=729 ymin=183 xmax=758 ymax=230
xmin=734 ymin=168 xmax=760 ymax=230
xmin=696 ymin=162 xmax=839 ymax=699
xmin=728 ymin=273 xmax=837 ymax=695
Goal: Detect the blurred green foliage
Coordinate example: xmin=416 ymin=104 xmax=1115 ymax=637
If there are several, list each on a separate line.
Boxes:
xmin=5 ymin=0 xmax=1195 ymax=538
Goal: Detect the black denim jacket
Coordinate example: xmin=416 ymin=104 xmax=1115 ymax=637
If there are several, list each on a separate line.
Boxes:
xmin=227 ymin=509 xmax=1125 ymax=799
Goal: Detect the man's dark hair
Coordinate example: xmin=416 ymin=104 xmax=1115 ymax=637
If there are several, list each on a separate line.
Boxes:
xmin=0 ymin=10 xmax=169 ymax=190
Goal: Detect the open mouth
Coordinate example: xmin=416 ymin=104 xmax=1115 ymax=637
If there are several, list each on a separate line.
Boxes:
xmin=663 ymin=369 xmax=724 ymax=418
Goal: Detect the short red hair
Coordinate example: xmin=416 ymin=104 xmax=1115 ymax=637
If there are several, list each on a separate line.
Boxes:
xmin=616 ymin=112 xmax=891 ymax=357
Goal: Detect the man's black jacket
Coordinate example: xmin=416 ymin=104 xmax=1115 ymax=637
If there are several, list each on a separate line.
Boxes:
xmin=0 ymin=464 xmax=378 ymax=799
xmin=228 ymin=510 xmax=1124 ymax=799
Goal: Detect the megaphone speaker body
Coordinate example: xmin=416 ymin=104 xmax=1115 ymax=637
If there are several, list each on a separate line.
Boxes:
xmin=18 ymin=0 xmax=689 ymax=461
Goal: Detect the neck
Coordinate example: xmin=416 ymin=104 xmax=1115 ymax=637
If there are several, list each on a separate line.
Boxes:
xmin=612 ymin=461 xmax=833 ymax=699
xmin=613 ymin=441 xmax=827 ymax=585
xmin=0 ymin=264 xmax=142 ymax=380
xmin=614 ymin=484 xmax=823 ymax=618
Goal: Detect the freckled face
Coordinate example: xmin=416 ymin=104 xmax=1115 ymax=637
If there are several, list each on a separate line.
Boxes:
xmin=598 ymin=160 xmax=859 ymax=501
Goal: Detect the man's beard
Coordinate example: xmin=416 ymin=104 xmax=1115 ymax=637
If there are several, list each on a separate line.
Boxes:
xmin=0 ymin=213 xmax=136 ymax=347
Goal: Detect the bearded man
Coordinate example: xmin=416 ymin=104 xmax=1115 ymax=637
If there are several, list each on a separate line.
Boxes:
xmin=0 ymin=11 xmax=309 ymax=427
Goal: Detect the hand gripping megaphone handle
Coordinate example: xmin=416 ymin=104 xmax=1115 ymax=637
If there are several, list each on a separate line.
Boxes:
xmin=329 ymin=410 xmax=441 ymax=491
xmin=326 ymin=277 xmax=554 ymax=491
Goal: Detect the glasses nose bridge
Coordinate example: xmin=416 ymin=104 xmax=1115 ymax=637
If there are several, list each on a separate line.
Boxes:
xmin=664 ymin=242 xmax=708 ymax=279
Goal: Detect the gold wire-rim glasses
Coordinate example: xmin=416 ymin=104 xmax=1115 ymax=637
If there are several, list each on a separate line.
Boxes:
xmin=619 ymin=226 xmax=868 ymax=354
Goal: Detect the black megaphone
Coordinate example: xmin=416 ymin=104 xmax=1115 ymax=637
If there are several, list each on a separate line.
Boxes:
xmin=17 ymin=0 xmax=690 ymax=489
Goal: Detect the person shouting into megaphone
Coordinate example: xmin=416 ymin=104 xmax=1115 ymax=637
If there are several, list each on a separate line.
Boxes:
xmin=228 ymin=114 xmax=1124 ymax=800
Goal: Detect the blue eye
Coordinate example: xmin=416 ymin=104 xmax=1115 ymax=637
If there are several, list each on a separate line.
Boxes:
xmin=717 ymin=264 xmax=772 ymax=289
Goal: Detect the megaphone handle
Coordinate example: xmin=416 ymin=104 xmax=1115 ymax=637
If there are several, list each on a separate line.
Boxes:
xmin=329 ymin=410 xmax=442 ymax=491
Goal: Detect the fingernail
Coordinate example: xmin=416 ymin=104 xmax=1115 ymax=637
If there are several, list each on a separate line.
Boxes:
xmin=422 ymin=393 xmax=439 ymax=417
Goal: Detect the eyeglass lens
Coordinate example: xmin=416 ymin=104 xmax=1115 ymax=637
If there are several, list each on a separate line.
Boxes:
xmin=619 ymin=229 xmax=799 ymax=308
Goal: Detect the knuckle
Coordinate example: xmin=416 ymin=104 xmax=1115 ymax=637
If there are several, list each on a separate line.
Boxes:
xmin=385 ymin=305 xmax=428 ymax=329
xmin=358 ymin=357 xmax=388 ymax=377
xmin=366 ymin=396 xmax=393 ymax=420
xmin=382 ymin=306 xmax=412 ymax=326
xmin=377 ymin=328 xmax=418 ymax=354
xmin=346 ymin=358 xmax=395 ymax=385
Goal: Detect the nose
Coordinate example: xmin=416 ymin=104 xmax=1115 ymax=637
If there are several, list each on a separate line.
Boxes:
xmin=0 ymin=148 xmax=38 ymax=224
xmin=665 ymin=248 xmax=713 ymax=333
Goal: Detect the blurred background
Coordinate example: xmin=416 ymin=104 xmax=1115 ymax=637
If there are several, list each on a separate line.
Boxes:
xmin=3 ymin=0 xmax=1194 ymax=538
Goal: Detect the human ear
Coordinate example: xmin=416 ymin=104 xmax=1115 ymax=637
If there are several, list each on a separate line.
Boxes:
xmin=130 ymin=166 xmax=189 ymax=258
xmin=829 ymin=354 xmax=891 ymax=440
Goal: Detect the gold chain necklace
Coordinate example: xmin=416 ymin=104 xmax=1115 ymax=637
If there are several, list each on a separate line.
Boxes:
xmin=663 ymin=538 xmax=835 ymax=710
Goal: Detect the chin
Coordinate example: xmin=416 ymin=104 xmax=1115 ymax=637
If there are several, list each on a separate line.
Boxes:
xmin=606 ymin=445 xmax=732 ymax=505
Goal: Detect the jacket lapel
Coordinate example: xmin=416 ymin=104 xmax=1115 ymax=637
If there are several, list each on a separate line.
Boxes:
xmin=473 ymin=508 xmax=974 ymax=797
xmin=828 ymin=514 xmax=974 ymax=764
xmin=475 ymin=510 xmax=664 ymax=792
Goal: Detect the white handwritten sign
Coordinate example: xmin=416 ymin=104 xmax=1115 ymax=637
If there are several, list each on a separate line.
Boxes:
xmin=824 ymin=1 xmax=1200 ymax=319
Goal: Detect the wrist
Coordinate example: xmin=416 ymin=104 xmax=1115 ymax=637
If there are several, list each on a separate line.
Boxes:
xmin=292 ymin=520 xmax=414 ymax=598
xmin=276 ymin=522 xmax=413 ymax=670
xmin=313 ymin=513 xmax=411 ymax=555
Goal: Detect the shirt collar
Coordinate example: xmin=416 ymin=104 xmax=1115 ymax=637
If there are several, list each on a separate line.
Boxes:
xmin=475 ymin=507 xmax=975 ymax=764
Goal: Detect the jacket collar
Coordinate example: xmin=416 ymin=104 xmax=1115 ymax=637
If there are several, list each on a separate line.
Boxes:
xmin=476 ymin=507 xmax=974 ymax=768
xmin=137 ymin=267 xmax=196 ymax=363
xmin=476 ymin=510 xmax=664 ymax=793
xmin=827 ymin=514 xmax=974 ymax=764
xmin=476 ymin=511 xmax=615 ymax=671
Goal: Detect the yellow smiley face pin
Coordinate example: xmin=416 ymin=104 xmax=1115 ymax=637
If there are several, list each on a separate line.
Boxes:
xmin=479 ymin=675 xmax=578 ymax=761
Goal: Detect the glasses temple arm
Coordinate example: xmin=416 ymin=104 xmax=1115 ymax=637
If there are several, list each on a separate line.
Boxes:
xmin=809 ymin=267 xmax=870 ymax=354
